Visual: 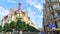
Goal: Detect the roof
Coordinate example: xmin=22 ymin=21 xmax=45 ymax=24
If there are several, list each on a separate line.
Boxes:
xmin=23 ymin=11 xmax=28 ymax=14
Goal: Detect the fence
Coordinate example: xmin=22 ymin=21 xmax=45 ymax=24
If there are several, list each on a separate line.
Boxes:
xmin=0 ymin=32 xmax=37 ymax=34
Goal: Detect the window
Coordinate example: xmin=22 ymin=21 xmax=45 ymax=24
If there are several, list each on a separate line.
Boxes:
xmin=50 ymin=0 xmax=58 ymax=2
xmin=52 ymin=12 xmax=56 ymax=19
xmin=57 ymin=11 xmax=60 ymax=17
xmin=17 ymin=14 xmax=19 ymax=17
xmin=52 ymin=3 xmax=59 ymax=10
xmin=47 ymin=0 xmax=58 ymax=3
xmin=46 ymin=0 xmax=50 ymax=2
xmin=55 ymin=22 xmax=58 ymax=28
xmin=12 ymin=16 xmax=15 ymax=21
xmin=51 ymin=6 xmax=53 ymax=10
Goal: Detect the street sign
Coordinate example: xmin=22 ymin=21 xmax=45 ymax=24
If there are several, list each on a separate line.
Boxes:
xmin=47 ymin=24 xmax=52 ymax=28
xmin=47 ymin=23 xmax=56 ymax=29
xmin=52 ymin=24 xmax=56 ymax=29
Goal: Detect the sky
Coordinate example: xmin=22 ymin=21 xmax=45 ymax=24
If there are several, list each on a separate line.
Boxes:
xmin=0 ymin=0 xmax=45 ymax=28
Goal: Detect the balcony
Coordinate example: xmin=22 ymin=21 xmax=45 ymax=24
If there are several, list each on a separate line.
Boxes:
xmin=53 ymin=6 xmax=60 ymax=10
xmin=56 ymin=17 xmax=60 ymax=20
xmin=51 ymin=3 xmax=60 ymax=10
xmin=51 ymin=0 xmax=58 ymax=2
xmin=52 ymin=17 xmax=60 ymax=21
xmin=46 ymin=0 xmax=58 ymax=3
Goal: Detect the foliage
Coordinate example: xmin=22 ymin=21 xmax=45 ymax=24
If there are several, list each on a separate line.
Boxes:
xmin=2 ymin=19 xmax=40 ymax=33
xmin=16 ymin=19 xmax=23 ymax=31
xmin=16 ymin=19 xmax=28 ymax=32
xmin=3 ymin=23 xmax=10 ymax=32
xmin=9 ymin=21 xmax=16 ymax=32
xmin=9 ymin=21 xmax=16 ymax=29
xmin=0 ymin=26 xmax=2 ymax=32
xmin=22 ymin=21 xmax=28 ymax=31
xmin=27 ymin=24 xmax=40 ymax=32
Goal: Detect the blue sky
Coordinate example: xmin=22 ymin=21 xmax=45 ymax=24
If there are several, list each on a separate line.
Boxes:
xmin=0 ymin=0 xmax=45 ymax=28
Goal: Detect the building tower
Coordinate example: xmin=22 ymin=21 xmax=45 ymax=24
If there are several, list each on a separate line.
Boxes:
xmin=18 ymin=2 xmax=21 ymax=11
xmin=43 ymin=0 xmax=60 ymax=34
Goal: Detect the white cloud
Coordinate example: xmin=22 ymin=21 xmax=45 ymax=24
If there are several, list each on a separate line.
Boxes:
xmin=38 ymin=16 xmax=43 ymax=18
xmin=31 ymin=12 xmax=36 ymax=15
xmin=26 ymin=0 xmax=43 ymax=10
xmin=0 ymin=6 xmax=9 ymax=19
xmin=34 ymin=4 xmax=42 ymax=10
xmin=26 ymin=0 xmax=36 ymax=5
xmin=27 ymin=8 xmax=32 ymax=12
xmin=27 ymin=8 xmax=36 ymax=15
xmin=8 ymin=0 xmax=16 ymax=3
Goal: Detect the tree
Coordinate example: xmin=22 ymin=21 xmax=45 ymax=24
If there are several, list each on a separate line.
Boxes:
xmin=16 ymin=19 xmax=23 ymax=34
xmin=9 ymin=21 xmax=16 ymax=31
xmin=31 ymin=27 xmax=40 ymax=32
xmin=16 ymin=19 xmax=28 ymax=34
xmin=3 ymin=23 xmax=10 ymax=34
xmin=27 ymin=24 xmax=30 ymax=31
xmin=0 ymin=26 xmax=2 ymax=32
xmin=22 ymin=21 xmax=28 ymax=32
xmin=27 ymin=24 xmax=40 ymax=32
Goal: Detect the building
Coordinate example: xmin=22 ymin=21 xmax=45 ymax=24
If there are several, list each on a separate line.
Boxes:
xmin=2 ymin=2 xmax=35 ymax=28
xmin=43 ymin=0 xmax=60 ymax=34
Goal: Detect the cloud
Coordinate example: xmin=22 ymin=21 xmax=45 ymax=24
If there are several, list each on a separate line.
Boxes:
xmin=26 ymin=0 xmax=36 ymax=5
xmin=7 ymin=0 xmax=17 ymax=3
xmin=0 ymin=6 xmax=9 ymax=19
xmin=26 ymin=8 xmax=32 ymax=12
xmin=37 ymin=16 xmax=43 ymax=18
xmin=26 ymin=0 xmax=43 ymax=10
xmin=31 ymin=12 xmax=36 ymax=15
xmin=34 ymin=4 xmax=42 ymax=10
xmin=27 ymin=8 xmax=36 ymax=15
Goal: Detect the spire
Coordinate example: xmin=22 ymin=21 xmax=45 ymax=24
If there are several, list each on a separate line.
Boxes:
xmin=18 ymin=2 xmax=21 ymax=10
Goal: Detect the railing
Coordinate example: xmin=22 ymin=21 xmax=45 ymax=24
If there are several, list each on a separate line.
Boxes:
xmin=55 ymin=6 xmax=60 ymax=10
xmin=52 ymin=17 xmax=60 ymax=21
xmin=51 ymin=0 xmax=58 ymax=2
xmin=51 ymin=5 xmax=60 ymax=10
xmin=0 ymin=32 xmax=37 ymax=34
xmin=46 ymin=0 xmax=58 ymax=3
xmin=55 ymin=17 xmax=60 ymax=20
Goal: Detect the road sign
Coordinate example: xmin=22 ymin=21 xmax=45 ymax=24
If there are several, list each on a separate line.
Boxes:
xmin=47 ymin=24 xmax=52 ymax=28
xmin=52 ymin=24 xmax=56 ymax=29
xmin=47 ymin=23 xmax=56 ymax=29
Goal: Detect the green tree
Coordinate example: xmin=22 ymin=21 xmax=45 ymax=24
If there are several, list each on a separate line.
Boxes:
xmin=3 ymin=23 xmax=10 ymax=34
xmin=22 ymin=21 xmax=28 ymax=31
xmin=0 ymin=26 xmax=2 ymax=32
xmin=27 ymin=24 xmax=30 ymax=31
xmin=9 ymin=21 xmax=16 ymax=31
xmin=16 ymin=19 xmax=23 ymax=34
xmin=31 ymin=26 xmax=40 ymax=32
xmin=16 ymin=19 xmax=28 ymax=34
xmin=27 ymin=24 xmax=40 ymax=32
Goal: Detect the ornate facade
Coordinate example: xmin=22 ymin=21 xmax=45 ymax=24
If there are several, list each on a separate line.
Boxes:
xmin=2 ymin=3 xmax=35 ymax=27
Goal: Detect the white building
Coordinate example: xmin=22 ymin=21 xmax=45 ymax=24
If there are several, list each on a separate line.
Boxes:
xmin=2 ymin=2 xmax=35 ymax=27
